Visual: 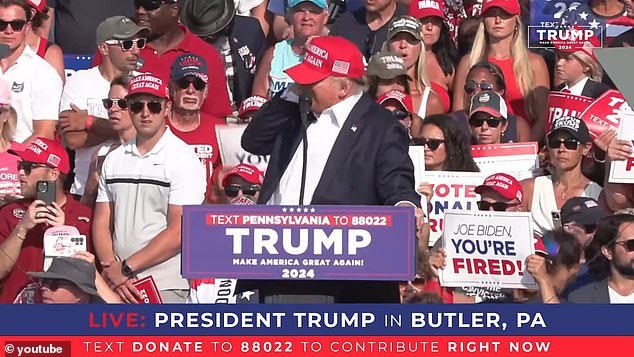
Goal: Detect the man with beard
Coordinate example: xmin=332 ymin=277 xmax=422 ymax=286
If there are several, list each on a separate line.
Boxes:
xmin=167 ymin=54 xmax=225 ymax=203
xmin=133 ymin=0 xmax=231 ymax=118
xmin=570 ymin=213 xmax=634 ymax=303
xmin=59 ymin=16 xmax=148 ymax=201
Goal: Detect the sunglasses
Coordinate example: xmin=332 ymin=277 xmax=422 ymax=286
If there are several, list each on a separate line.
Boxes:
xmin=418 ymin=138 xmax=445 ymax=151
xmin=392 ymin=110 xmax=411 ymax=121
xmin=40 ymin=279 xmax=75 ymax=291
xmin=134 ymin=0 xmax=176 ymax=11
xmin=102 ymin=98 xmax=128 ymax=110
xmin=469 ymin=115 xmax=505 ymax=128
xmin=614 ymin=239 xmax=634 ymax=252
xmin=129 ymin=100 xmax=163 ymax=114
xmin=0 ymin=19 xmax=26 ymax=32
xmin=17 ymin=161 xmax=52 ymax=175
xmin=465 ymin=80 xmax=494 ymax=94
xmin=176 ymin=77 xmax=206 ymax=91
xmin=547 ymin=137 xmax=579 ymax=150
xmin=224 ymin=184 xmax=261 ymax=198
xmin=477 ymin=200 xmax=520 ymax=211
xmin=104 ymin=38 xmax=146 ymax=51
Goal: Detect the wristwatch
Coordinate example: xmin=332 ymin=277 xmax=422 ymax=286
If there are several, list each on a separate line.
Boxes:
xmin=121 ymin=259 xmax=134 ymax=277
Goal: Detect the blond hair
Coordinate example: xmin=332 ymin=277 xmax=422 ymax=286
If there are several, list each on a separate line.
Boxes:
xmin=0 ymin=106 xmax=16 ymax=143
xmin=414 ymin=44 xmax=432 ymax=92
xmin=469 ymin=16 xmax=535 ymax=118
xmin=574 ymin=51 xmax=603 ymax=82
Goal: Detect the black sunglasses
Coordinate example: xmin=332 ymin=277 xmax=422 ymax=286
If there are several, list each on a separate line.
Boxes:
xmin=104 ymin=38 xmax=146 ymax=51
xmin=392 ymin=110 xmax=411 ymax=121
xmin=469 ymin=115 xmax=506 ymax=128
xmin=614 ymin=239 xmax=634 ymax=252
xmin=224 ymin=184 xmax=261 ymax=198
xmin=102 ymin=98 xmax=128 ymax=110
xmin=17 ymin=161 xmax=52 ymax=175
xmin=0 ymin=19 xmax=26 ymax=32
xmin=547 ymin=137 xmax=579 ymax=150
xmin=129 ymin=100 xmax=163 ymax=114
xmin=176 ymin=77 xmax=206 ymax=91
xmin=477 ymin=200 xmax=520 ymax=211
xmin=134 ymin=0 xmax=176 ymax=11
xmin=40 ymin=279 xmax=75 ymax=291
xmin=465 ymin=80 xmax=494 ymax=94
xmin=418 ymin=138 xmax=445 ymax=151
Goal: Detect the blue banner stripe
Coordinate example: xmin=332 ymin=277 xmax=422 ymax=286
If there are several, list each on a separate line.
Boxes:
xmin=2 ymin=305 xmax=633 ymax=336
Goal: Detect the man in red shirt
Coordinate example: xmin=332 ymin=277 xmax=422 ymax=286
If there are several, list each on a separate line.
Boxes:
xmin=168 ymin=54 xmax=226 ymax=203
xmin=134 ymin=0 xmax=232 ymax=118
xmin=0 ymin=138 xmax=92 ymax=303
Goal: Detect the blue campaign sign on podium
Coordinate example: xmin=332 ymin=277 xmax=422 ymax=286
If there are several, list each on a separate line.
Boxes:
xmin=182 ymin=205 xmax=417 ymax=281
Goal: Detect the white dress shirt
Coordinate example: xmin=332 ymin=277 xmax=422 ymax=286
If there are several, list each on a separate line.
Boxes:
xmin=268 ymin=92 xmax=363 ymax=205
xmin=563 ymin=76 xmax=589 ymax=97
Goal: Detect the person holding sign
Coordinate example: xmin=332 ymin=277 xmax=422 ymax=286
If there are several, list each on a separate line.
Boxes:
xmin=240 ymin=36 xmax=422 ymax=303
xmin=520 ymin=116 xmax=604 ymax=236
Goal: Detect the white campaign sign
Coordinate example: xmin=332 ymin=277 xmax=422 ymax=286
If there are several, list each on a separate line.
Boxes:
xmin=440 ymin=210 xmax=537 ymax=290
xmin=471 ymin=142 xmax=539 ymax=181
xmin=424 ymin=171 xmax=489 ymax=246
xmin=215 ymin=124 xmax=269 ymax=172
xmin=609 ymin=113 xmax=634 ymax=183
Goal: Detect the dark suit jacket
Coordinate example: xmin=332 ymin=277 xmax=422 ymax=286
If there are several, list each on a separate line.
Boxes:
xmin=238 ymin=93 xmax=420 ymax=303
xmin=555 ymin=79 xmax=611 ymax=99
xmin=225 ymin=16 xmax=267 ymax=105
xmin=567 ymin=278 xmax=610 ymax=303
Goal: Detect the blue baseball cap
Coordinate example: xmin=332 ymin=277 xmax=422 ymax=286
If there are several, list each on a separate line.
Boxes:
xmin=170 ymin=54 xmax=209 ymax=83
xmin=288 ymin=0 xmax=328 ymax=9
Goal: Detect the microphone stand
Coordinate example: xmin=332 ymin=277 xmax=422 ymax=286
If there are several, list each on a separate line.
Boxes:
xmin=298 ymin=96 xmax=312 ymax=205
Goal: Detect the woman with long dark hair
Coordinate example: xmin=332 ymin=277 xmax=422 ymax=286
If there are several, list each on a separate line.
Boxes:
xmin=415 ymin=114 xmax=479 ymax=172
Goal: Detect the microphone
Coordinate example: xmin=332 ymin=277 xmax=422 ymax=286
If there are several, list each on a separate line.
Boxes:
xmin=298 ymin=95 xmax=313 ymax=205
xmin=299 ymin=95 xmax=313 ymax=126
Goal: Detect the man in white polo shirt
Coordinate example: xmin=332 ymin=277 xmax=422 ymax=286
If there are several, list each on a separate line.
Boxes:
xmin=0 ymin=0 xmax=61 ymax=143
xmin=93 ymin=73 xmax=205 ymax=303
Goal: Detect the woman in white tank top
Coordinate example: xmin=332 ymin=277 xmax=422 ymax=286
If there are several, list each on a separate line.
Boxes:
xmin=520 ymin=116 xmax=606 ymax=236
xmin=385 ymin=16 xmax=445 ymax=119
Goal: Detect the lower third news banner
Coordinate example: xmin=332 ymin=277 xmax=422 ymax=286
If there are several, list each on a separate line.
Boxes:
xmin=4 ymin=206 xmax=633 ymax=356
xmin=1 ymin=305 xmax=633 ymax=356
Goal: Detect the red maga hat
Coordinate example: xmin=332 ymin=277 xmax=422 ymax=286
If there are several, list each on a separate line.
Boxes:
xmin=285 ymin=36 xmax=365 ymax=85
xmin=10 ymin=137 xmax=70 ymax=174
